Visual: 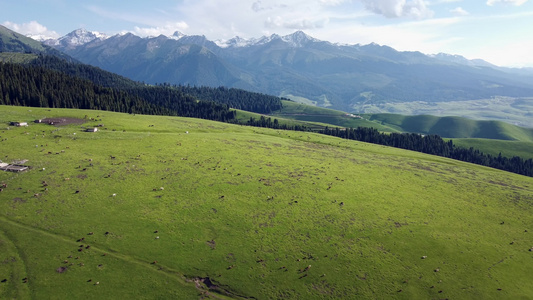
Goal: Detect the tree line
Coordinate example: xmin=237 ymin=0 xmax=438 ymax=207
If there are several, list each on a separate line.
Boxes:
xmin=29 ymin=55 xmax=286 ymax=115
xmin=0 ymin=61 xmax=235 ymax=122
xmin=167 ymin=84 xmax=284 ymax=114
xmin=319 ymin=126 xmax=533 ymax=177
xmin=243 ymin=115 xmax=309 ymax=131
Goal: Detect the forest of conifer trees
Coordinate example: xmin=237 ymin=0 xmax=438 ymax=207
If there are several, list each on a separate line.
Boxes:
xmin=1 ymin=55 xmax=532 ymax=178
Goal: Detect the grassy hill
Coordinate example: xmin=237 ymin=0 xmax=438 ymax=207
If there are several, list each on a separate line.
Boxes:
xmin=269 ymin=102 xmax=533 ymax=158
xmin=1 ymin=106 xmax=532 ymax=299
xmin=452 ymin=138 xmax=533 ymax=160
xmin=365 ymin=113 xmax=533 ymax=142
xmin=271 ymin=100 xmax=399 ymax=132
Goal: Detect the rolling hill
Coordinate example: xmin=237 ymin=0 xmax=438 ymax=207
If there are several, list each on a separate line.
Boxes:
xmin=365 ymin=113 xmax=533 ymax=142
xmin=1 ymin=105 xmax=532 ymax=299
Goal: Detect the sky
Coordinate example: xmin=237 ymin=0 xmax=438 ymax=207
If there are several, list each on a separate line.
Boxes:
xmin=1 ymin=0 xmax=533 ymax=67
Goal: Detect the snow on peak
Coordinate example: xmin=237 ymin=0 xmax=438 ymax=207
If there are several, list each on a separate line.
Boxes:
xmin=281 ymin=31 xmax=319 ymax=47
xmin=216 ymin=36 xmax=254 ymax=48
xmin=26 ymin=34 xmax=56 ymax=42
xmin=215 ymin=31 xmax=320 ymax=48
xmin=55 ymin=28 xmax=108 ymax=47
xmin=169 ymin=31 xmax=185 ymax=40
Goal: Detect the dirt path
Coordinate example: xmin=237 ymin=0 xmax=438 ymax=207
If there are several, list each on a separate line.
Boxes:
xmin=0 ymin=216 xmax=245 ymax=299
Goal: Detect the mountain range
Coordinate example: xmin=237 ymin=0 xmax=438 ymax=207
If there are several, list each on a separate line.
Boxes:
xmin=18 ymin=27 xmax=533 ymax=113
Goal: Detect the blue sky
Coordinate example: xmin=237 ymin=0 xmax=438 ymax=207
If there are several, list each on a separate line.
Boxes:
xmin=1 ymin=0 xmax=533 ymax=67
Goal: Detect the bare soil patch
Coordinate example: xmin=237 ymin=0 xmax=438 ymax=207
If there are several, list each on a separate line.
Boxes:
xmin=12 ymin=197 xmax=26 ymax=204
xmin=42 ymin=118 xmax=85 ymax=126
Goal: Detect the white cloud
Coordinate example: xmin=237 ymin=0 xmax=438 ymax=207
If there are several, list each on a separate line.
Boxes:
xmin=265 ymin=16 xmax=329 ymax=30
xmin=360 ymin=0 xmax=434 ymax=19
xmin=132 ymin=22 xmax=189 ymax=37
xmin=471 ymin=40 xmax=533 ymax=67
xmin=319 ymin=0 xmax=349 ymax=5
xmin=450 ymin=7 xmax=469 ymax=16
xmin=2 ymin=21 xmax=60 ymax=39
xmin=486 ymin=0 xmax=528 ymax=6
xmin=434 ymin=0 xmax=463 ymax=3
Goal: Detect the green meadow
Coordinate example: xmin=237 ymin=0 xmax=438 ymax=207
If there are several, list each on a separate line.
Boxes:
xmin=0 ymin=105 xmax=532 ymax=299
xmin=269 ymin=100 xmax=533 ymax=159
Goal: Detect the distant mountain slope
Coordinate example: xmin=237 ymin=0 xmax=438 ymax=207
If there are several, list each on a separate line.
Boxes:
xmin=62 ymin=33 xmax=254 ymax=90
xmin=46 ymin=29 xmax=533 ymax=114
xmin=0 ymin=25 xmax=71 ymax=60
xmin=366 ymin=113 xmax=533 ymax=141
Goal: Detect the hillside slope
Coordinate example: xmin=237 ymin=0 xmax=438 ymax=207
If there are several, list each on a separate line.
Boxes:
xmin=1 ymin=106 xmax=532 ymax=299
xmin=366 ymin=113 xmax=533 ymax=141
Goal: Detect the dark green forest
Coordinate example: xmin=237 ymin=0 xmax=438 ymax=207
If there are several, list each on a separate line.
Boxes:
xmin=29 ymin=55 xmax=285 ymax=114
xmin=0 ymin=60 xmax=235 ymax=121
xmin=319 ymin=126 xmax=533 ymax=177
xmin=166 ymin=84 xmax=284 ymax=114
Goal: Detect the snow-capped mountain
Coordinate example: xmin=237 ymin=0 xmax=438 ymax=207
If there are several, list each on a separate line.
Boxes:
xmin=430 ymin=53 xmax=496 ymax=68
xmin=40 ymin=28 xmax=533 ymax=112
xmin=26 ymin=34 xmax=57 ymax=42
xmin=169 ymin=31 xmax=186 ymax=40
xmin=216 ymin=31 xmax=322 ymax=48
xmin=43 ymin=28 xmax=108 ymax=49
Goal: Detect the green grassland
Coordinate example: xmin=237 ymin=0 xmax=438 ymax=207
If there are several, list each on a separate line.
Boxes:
xmin=365 ymin=113 xmax=533 ymax=142
xmin=234 ymin=109 xmax=329 ymax=131
xmin=1 ymin=105 xmax=532 ymax=299
xmin=452 ymin=138 xmax=533 ymax=160
xmin=271 ymin=100 xmax=398 ymax=132
xmin=352 ymin=97 xmax=533 ymax=128
xmin=268 ymin=101 xmax=533 ymax=159
xmin=0 ymin=53 xmax=38 ymax=64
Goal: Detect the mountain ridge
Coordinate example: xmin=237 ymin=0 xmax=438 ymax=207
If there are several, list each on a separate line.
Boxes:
xmin=11 ymin=25 xmax=533 ymax=117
